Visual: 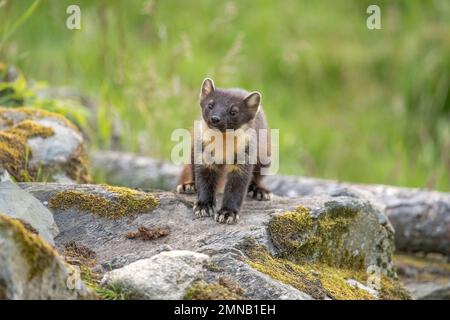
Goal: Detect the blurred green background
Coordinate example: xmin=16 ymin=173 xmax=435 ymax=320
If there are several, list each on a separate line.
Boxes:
xmin=1 ymin=0 xmax=449 ymax=190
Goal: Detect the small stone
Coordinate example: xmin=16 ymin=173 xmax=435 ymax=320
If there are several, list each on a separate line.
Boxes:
xmin=346 ymin=279 xmax=379 ymax=298
xmin=101 ymin=250 xmax=210 ymax=300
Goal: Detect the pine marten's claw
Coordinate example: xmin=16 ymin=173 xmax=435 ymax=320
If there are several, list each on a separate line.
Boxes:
xmin=247 ymin=186 xmax=272 ymax=201
xmin=177 ymin=182 xmax=196 ymax=194
xmin=193 ymin=201 xmax=215 ymax=217
xmin=215 ymin=209 xmax=239 ymax=224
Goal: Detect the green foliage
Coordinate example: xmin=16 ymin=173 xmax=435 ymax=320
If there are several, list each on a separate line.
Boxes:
xmin=80 ymin=266 xmax=130 ymax=300
xmin=1 ymin=0 xmax=449 ymax=190
xmin=0 ymin=64 xmax=91 ymax=129
xmin=0 ymin=70 xmax=33 ymax=106
xmin=0 ymin=0 xmax=40 ymax=50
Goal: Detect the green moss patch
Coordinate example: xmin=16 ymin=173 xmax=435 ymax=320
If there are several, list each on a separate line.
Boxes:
xmin=242 ymin=241 xmax=410 ymax=300
xmin=0 ymin=107 xmax=91 ymax=183
xmin=0 ymin=119 xmax=54 ymax=181
xmin=184 ymin=279 xmax=245 ymax=300
xmin=268 ymin=205 xmax=365 ymax=270
xmin=49 ymin=185 xmax=159 ymax=219
xmin=12 ymin=119 xmax=55 ymax=138
xmin=0 ymin=213 xmax=56 ymax=280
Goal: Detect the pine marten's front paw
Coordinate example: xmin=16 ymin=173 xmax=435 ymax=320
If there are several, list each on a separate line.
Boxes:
xmin=193 ymin=201 xmax=215 ymax=217
xmin=215 ymin=209 xmax=239 ymax=224
xmin=247 ymin=184 xmax=272 ymax=201
xmin=176 ymin=182 xmax=196 ymax=194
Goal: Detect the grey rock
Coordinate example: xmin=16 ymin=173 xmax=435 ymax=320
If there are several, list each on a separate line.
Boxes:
xmin=0 ymin=169 xmax=12 ymax=182
xmin=91 ymin=151 xmax=179 ymax=190
xmin=0 ymin=108 xmax=89 ymax=183
xmin=19 ymin=182 xmax=397 ymax=299
xmin=204 ymin=252 xmax=312 ymax=300
xmin=101 ymin=250 xmax=209 ymax=300
xmin=21 ymin=183 xmax=394 ymax=274
xmin=27 ymin=118 xmax=84 ymax=169
xmin=394 ymin=253 xmax=450 ymax=300
xmin=0 ymin=181 xmax=58 ymax=245
xmin=346 ymin=279 xmax=378 ymax=298
xmin=0 ymin=213 xmax=93 ymax=300
xmin=405 ymin=282 xmax=450 ymax=300
xmin=265 ymin=175 xmax=450 ymax=255
xmin=89 ymin=151 xmax=450 ymax=255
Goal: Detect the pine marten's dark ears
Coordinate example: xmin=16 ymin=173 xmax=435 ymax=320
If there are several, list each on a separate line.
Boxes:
xmin=244 ymin=91 xmax=261 ymax=110
xmin=200 ymin=78 xmax=215 ymax=100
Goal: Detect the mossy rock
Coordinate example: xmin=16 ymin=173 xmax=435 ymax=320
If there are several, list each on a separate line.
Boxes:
xmin=184 ymin=280 xmax=245 ymax=300
xmin=0 ymin=107 xmax=90 ymax=183
xmin=268 ymin=198 xmax=395 ymax=275
xmin=49 ymin=184 xmax=159 ymax=219
xmin=0 ymin=213 xmax=93 ymax=299
xmin=242 ymin=240 xmax=410 ymax=300
xmin=0 ymin=213 xmax=56 ymax=280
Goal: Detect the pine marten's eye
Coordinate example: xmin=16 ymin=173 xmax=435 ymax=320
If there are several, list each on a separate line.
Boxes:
xmin=207 ymin=102 xmax=214 ymax=110
xmin=229 ymin=106 xmax=238 ymax=116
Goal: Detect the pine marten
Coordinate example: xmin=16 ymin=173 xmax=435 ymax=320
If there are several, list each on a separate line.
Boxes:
xmin=177 ymin=78 xmax=271 ymax=224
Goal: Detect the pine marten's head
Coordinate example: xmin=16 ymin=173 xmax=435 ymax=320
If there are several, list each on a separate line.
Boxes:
xmin=199 ymin=78 xmax=261 ymax=132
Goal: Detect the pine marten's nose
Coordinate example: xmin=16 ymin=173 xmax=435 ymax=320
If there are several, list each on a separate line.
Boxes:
xmin=211 ymin=116 xmax=221 ymax=124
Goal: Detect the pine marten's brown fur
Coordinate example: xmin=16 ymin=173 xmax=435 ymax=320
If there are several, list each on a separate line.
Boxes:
xmin=177 ymin=78 xmax=271 ymax=224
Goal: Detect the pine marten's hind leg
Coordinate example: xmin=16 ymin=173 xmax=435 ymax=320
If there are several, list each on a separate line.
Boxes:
xmin=247 ymin=164 xmax=272 ymax=201
xmin=176 ymin=164 xmax=196 ymax=194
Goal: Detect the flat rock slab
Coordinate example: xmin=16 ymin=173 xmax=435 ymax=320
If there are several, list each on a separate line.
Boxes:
xmin=20 ymin=183 xmax=298 ymax=268
xmin=0 ymin=181 xmax=59 ymax=245
xmin=19 ymin=183 xmax=393 ymax=265
xmin=90 ymin=151 xmax=450 ymax=256
xmin=18 ymin=183 xmax=397 ymax=299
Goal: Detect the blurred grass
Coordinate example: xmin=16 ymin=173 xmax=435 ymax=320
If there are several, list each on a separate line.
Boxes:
xmin=0 ymin=0 xmax=449 ymax=190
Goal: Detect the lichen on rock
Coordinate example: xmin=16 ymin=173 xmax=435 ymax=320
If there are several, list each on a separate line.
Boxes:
xmin=0 ymin=107 xmax=90 ymax=183
xmin=268 ymin=197 xmax=396 ymax=277
xmin=0 ymin=107 xmax=79 ymax=132
xmin=0 ymin=213 xmax=56 ymax=280
xmin=0 ymin=212 xmax=93 ymax=299
xmin=0 ymin=119 xmax=54 ymax=181
xmin=269 ymin=205 xmax=365 ymax=270
xmin=184 ymin=279 xmax=245 ymax=300
xmin=49 ymin=185 xmax=159 ymax=219
xmin=242 ymin=240 xmax=410 ymax=300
